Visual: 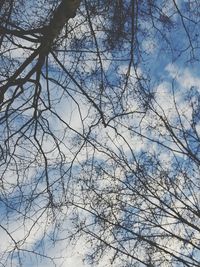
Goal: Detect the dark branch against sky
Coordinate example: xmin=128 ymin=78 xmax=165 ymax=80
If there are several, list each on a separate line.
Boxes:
xmin=0 ymin=1 xmax=200 ymax=266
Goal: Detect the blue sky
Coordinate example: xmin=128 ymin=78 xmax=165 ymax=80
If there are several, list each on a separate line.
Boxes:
xmin=1 ymin=0 xmax=200 ymax=266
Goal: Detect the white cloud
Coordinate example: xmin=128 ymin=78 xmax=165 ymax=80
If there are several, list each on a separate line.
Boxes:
xmin=165 ymin=63 xmax=200 ymax=90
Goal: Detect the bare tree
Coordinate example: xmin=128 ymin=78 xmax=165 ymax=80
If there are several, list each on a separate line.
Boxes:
xmin=0 ymin=0 xmax=200 ymax=266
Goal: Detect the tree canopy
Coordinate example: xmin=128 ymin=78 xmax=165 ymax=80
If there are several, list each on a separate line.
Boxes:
xmin=1 ymin=0 xmax=200 ymax=266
